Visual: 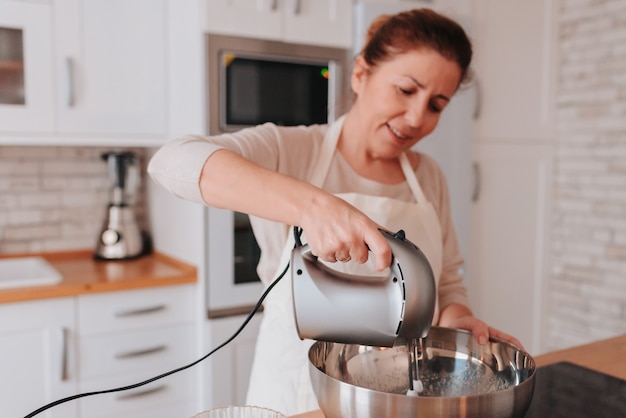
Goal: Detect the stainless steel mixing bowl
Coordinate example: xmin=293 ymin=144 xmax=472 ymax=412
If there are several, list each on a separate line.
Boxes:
xmin=308 ymin=327 xmax=536 ymax=418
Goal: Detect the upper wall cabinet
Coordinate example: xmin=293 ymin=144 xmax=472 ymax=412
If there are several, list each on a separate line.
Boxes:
xmin=54 ymin=0 xmax=167 ymax=135
xmin=0 ymin=1 xmax=55 ymax=132
xmin=0 ymin=0 xmax=168 ymax=141
xmin=471 ymin=0 xmax=557 ymax=142
xmin=206 ymin=0 xmax=352 ymax=48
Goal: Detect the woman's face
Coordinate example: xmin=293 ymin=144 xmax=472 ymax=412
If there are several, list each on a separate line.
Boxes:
xmin=351 ymin=48 xmax=462 ymax=159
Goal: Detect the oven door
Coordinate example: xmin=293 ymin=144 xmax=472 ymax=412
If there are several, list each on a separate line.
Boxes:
xmin=205 ymin=207 xmax=264 ymax=318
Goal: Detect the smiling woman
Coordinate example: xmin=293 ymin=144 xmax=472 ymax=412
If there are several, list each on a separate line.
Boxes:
xmin=340 ymin=47 xmax=461 ymax=181
xmin=148 ymin=8 xmax=521 ymax=417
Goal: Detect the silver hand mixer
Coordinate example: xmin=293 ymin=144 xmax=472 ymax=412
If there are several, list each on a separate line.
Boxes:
xmin=291 ymin=229 xmax=436 ymax=347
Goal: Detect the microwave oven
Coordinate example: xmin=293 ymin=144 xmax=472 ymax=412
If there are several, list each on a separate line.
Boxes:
xmin=206 ymin=33 xmax=351 ymax=135
xmin=204 ymin=34 xmax=351 ymax=318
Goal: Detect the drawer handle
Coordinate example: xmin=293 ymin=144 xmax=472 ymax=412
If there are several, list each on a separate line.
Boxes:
xmin=115 ymin=345 xmax=167 ymax=359
xmin=115 ymin=384 xmax=167 ymax=401
xmin=66 ymin=57 xmax=76 ymax=107
xmin=59 ymin=327 xmax=69 ymax=381
xmin=114 ymin=304 xmax=167 ymax=317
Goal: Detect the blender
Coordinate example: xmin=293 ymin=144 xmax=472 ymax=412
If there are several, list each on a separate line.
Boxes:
xmin=94 ymin=151 xmax=148 ymax=260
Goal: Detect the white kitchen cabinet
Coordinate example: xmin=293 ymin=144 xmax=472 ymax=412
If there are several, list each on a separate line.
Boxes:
xmin=468 ymin=141 xmax=553 ymax=354
xmin=208 ymin=313 xmax=262 ymax=407
xmin=0 ymin=297 xmax=77 ymax=418
xmin=467 ymin=0 xmax=558 ymax=355
xmin=205 ymin=0 xmax=352 ymax=48
xmin=0 ymin=284 xmax=197 ymax=418
xmin=0 ymin=0 xmax=55 ymax=132
xmin=76 ymin=285 xmax=197 ymax=418
xmin=53 ymin=0 xmax=167 ymax=136
xmin=471 ymin=0 xmax=557 ymax=142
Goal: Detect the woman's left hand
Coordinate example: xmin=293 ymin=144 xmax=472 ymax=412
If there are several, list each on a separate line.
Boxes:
xmin=438 ymin=303 xmax=525 ymax=350
xmin=447 ymin=315 xmax=525 ymax=351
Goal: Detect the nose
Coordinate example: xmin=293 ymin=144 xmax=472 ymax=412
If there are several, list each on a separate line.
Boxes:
xmin=404 ymin=99 xmax=428 ymax=128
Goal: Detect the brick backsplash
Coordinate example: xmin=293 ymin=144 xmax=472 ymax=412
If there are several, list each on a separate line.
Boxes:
xmin=0 ymin=146 xmax=149 ymax=254
xmin=547 ymin=0 xmax=626 ymax=351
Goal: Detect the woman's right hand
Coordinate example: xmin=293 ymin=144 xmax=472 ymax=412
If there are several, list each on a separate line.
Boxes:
xmin=298 ymin=193 xmax=392 ymax=271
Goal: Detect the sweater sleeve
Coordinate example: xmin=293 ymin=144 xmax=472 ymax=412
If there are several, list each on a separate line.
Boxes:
xmin=147 ymin=123 xmax=324 ymax=205
xmin=148 ymin=134 xmax=223 ymax=204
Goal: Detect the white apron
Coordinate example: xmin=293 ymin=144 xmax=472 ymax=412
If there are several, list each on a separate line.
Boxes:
xmin=245 ymin=117 xmax=443 ymax=416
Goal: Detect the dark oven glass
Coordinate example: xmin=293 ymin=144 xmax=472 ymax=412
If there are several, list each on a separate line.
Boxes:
xmin=222 ymin=53 xmax=329 ymax=127
xmin=233 ymin=211 xmax=261 ymax=285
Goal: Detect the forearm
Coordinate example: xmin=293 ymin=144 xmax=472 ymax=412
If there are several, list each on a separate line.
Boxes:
xmin=199 ymin=149 xmax=332 ymax=227
xmin=199 ymin=149 xmax=392 ymax=268
xmin=437 ymin=302 xmax=474 ymax=327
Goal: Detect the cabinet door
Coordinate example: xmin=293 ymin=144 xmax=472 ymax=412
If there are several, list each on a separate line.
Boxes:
xmin=0 ymin=0 xmax=54 ymax=132
xmin=283 ymin=0 xmax=352 ymax=48
xmin=469 ymin=142 xmax=552 ymax=354
xmin=471 ymin=0 xmax=557 ymax=141
xmin=0 ymin=298 xmax=77 ymax=418
xmin=205 ymin=0 xmax=352 ymax=48
xmin=54 ymin=0 xmax=167 ymax=135
xmin=206 ymin=0 xmax=282 ymax=40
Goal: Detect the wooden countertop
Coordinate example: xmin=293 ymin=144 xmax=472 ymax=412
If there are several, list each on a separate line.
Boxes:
xmin=292 ymin=333 xmax=626 ymax=418
xmin=0 ymin=250 xmax=197 ymax=303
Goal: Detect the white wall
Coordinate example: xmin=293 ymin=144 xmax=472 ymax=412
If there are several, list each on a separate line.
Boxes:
xmin=0 ymin=146 xmax=149 ymax=254
xmin=546 ymin=0 xmax=626 ymax=351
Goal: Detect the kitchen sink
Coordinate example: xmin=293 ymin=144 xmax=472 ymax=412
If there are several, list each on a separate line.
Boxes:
xmin=0 ymin=257 xmax=62 ymax=289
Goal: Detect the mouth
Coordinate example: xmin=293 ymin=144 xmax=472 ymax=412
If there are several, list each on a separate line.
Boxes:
xmin=387 ymin=124 xmax=411 ymax=141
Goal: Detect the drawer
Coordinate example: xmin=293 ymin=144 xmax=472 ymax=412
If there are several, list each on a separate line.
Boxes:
xmin=78 ymin=323 xmax=194 ymax=380
xmin=77 ymin=285 xmax=194 ymax=335
xmin=78 ymin=368 xmax=194 ymax=418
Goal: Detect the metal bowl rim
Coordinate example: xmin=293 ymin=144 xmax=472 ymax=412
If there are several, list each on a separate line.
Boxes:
xmin=309 ymin=327 xmax=537 ymax=400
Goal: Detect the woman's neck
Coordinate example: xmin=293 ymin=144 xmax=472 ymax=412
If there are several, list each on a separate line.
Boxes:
xmin=338 ymin=113 xmax=419 ymax=185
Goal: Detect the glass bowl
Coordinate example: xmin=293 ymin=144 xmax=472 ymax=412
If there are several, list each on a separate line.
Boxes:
xmin=192 ymin=405 xmax=287 ymax=418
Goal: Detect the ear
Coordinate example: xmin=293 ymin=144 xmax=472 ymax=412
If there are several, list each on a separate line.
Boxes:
xmin=351 ymin=55 xmax=370 ymax=95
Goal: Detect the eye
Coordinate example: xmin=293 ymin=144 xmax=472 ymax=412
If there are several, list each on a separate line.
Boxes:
xmin=429 ymin=99 xmax=447 ymax=113
xmin=429 ymin=102 xmax=443 ymax=113
xmin=397 ymin=86 xmax=415 ymax=96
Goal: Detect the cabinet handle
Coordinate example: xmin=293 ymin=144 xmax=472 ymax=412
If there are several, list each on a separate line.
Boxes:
xmin=115 ymin=384 xmax=167 ymax=401
xmin=59 ymin=327 xmax=69 ymax=381
xmin=473 ymin=77 xmax=482 ymax=120
xmin=293 ymin=0 xmax=301 ymax=15
xmin=115 ymin=344 xmax=167 ymax=359
xmin=270 ymin=0 xmax=278 ymax=11
xmin=114 ymin=304 xmax=167 ymax=317
xmin=472 ymin=162 xmax=481 ymax=202
xmin=66 ymin=57 xmax=75 ymax=107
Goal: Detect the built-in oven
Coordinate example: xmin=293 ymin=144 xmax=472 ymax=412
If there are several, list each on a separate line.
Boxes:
xmin=204 ymin=34 xmax=350 ymax=318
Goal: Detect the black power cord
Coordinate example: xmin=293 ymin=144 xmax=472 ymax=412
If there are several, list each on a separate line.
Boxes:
xmin=24 ymin=260 xmax=291 ymax=418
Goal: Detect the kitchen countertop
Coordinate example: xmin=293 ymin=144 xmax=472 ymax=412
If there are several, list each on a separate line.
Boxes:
xmin=0 ymin=250 xmax=197 ymax=303
xmin=291 ymin=333 xmax=626 ymax=418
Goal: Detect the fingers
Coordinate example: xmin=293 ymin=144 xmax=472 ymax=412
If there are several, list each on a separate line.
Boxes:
xmin=446 ymin=316 xmax=525 ymax=349
xmin=363 ymin=228 xmax=392 ymax=271
xmin=298 ymin=195 xmax=392 ymax=269
xmin=488 ymin=327 xmax=526 ymax=351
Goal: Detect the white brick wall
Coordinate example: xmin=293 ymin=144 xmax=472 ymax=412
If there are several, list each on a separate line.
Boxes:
xmin=548 ymin=0 xmax=626 ymax=351
xmin=0 ymin=146 xmax=149 ymax=254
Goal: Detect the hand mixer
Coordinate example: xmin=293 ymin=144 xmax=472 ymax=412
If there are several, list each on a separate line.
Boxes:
xmin=291 ymin=228 xmax=436 ymax=347
xmin=291 ymin=229 xmax=437 ymax=395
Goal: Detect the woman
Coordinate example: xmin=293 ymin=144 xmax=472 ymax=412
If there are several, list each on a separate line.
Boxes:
xmin=149 ymin=8 xmax=522 ymax=415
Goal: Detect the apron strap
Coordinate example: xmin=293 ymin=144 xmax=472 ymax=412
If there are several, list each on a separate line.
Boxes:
xmin=309 ymin=116 xmax=345 ymax=188
xmin=311 ymin=116 xmax=428 ymax=205
xmin=399 ymin=152 xmax=427 ymax=203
